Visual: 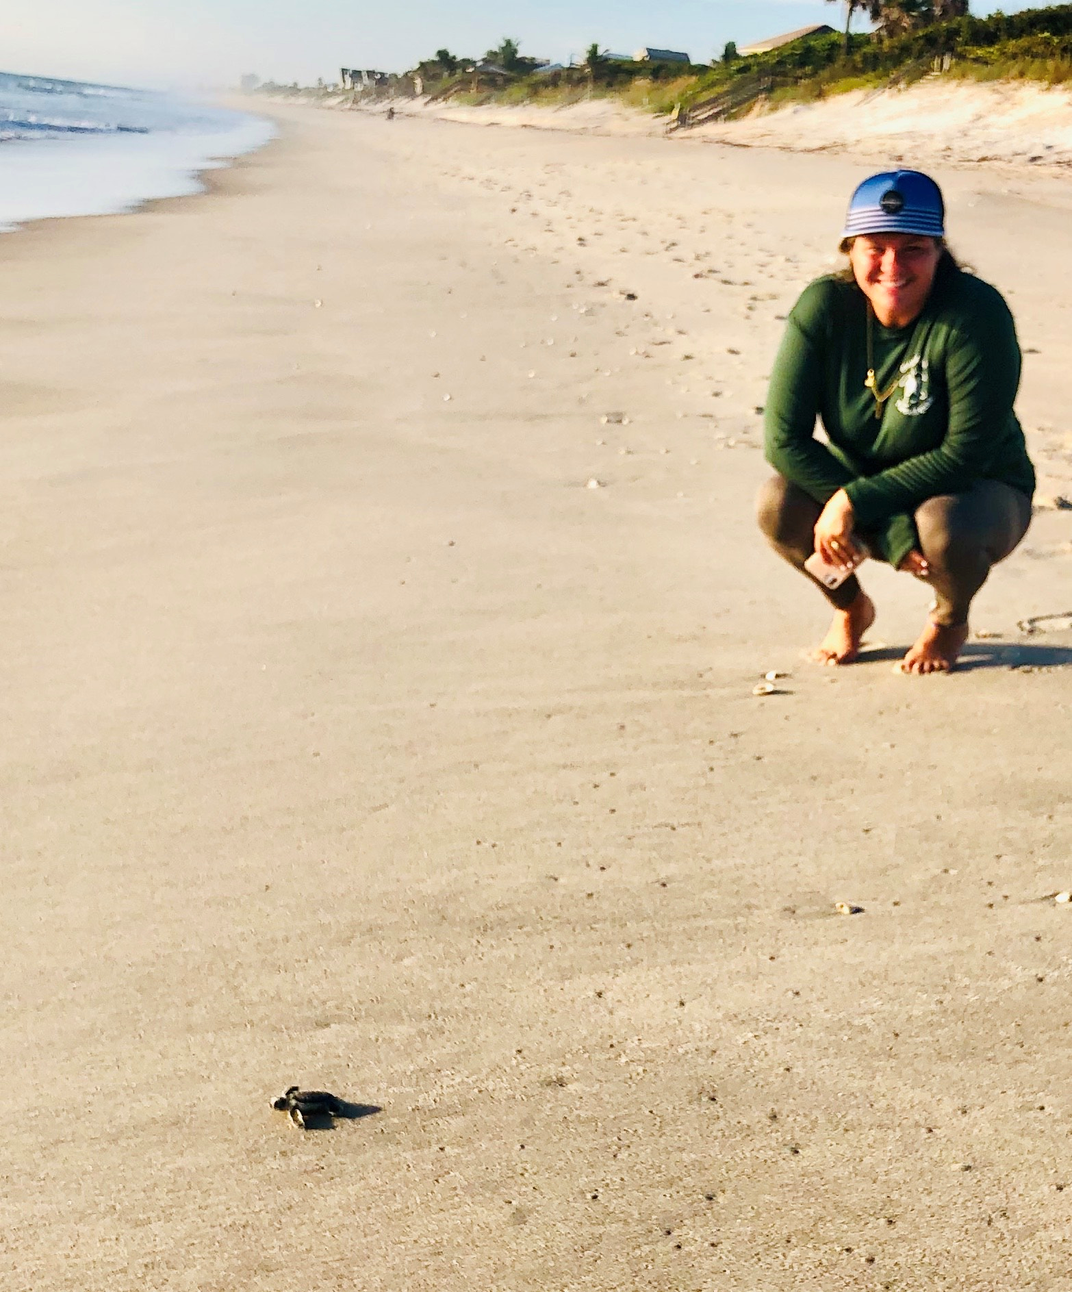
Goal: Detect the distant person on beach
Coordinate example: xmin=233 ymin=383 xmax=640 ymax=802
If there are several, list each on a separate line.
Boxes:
xmin=758 ymin=169 xmax=1036 ymax=674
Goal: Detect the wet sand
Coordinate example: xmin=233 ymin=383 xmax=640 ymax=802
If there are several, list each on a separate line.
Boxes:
xmin=3 ymin=102 xmax=1072 ymax=1291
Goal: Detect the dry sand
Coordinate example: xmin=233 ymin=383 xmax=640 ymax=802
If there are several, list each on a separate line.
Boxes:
xmin=361 ymin=76 xmax=1072 ymax=173
xmin=693 ymin=77 xmax=1072 ymax=173
xmin=3 ymin=100 xmax=1072 ymax=1291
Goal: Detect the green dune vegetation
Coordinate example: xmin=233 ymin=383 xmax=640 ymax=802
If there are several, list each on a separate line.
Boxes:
xmin=250 ymin=5 xmax=1072 ymax=122
xmin=401 ymin=5 xmax=1072 ymax=122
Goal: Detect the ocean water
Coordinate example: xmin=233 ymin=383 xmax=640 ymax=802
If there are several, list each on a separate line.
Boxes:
xmin=0 ymin=69 xmax=274 ymax=231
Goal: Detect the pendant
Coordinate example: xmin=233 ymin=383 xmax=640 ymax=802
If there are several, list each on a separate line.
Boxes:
xmin=864 ymin=370 xmax=877 ymax=391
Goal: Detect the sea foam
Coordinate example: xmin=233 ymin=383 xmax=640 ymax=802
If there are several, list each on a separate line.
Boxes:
xmin=0 ymin=69 xmax=274 ymax=230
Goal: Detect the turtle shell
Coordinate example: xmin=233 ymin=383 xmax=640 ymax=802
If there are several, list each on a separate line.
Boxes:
xmin=291 ymin=1090 xmax=343 ymax=1115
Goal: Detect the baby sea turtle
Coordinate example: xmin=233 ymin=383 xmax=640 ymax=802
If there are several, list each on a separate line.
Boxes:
xmin=272 ymin=1086 xmax=345 ymax=1130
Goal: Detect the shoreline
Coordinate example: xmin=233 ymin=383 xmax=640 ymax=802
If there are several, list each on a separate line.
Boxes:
xmin=0 ymin=98 xmax=275 ymax=235
xmin=0 ymin=141 xmax=268 ymax=238
xmin=4 ymin=100 xmax=1072 ymax=1291
xmin=0 ymin=141 xmax=278 ymax=259
xmin=15 ymin=72 xmax=1072 ymax=244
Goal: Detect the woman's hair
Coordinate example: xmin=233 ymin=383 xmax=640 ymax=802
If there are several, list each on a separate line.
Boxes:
xmin=834 ymin=236 xmax=969 ymax=281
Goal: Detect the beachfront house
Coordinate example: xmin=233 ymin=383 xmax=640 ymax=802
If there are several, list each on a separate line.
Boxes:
xmin=341 ymin=68 xmax=390 ymax=90
xmin=737 ymin=25 xmax=836 ymax=57
xmin=633 ymin=47 xmax=691 ymax=64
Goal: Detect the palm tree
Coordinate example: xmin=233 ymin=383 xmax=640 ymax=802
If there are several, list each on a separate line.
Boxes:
xmin=868 ymin=0 xmax=932 ymax=39
xmin=485 ymin=37 xmax=521 ymax=72
xmin=584 ymin=44 xmax=607 ymax=86
xmin=827 ymin=0 xmax=871 ymax=53
xmin=832 ymin=0 xmax=967 ymax=46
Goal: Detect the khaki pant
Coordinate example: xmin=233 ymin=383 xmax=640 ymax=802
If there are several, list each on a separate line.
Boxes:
xmin=756 ymin=474 xmax=1032 ymax=626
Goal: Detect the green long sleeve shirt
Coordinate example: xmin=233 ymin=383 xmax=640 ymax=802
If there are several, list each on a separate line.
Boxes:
xmin=764 ymin=258 xmax=1036 ymax=569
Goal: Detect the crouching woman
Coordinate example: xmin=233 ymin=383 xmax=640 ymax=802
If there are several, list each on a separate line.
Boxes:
xmin=757 ymin=169 xmax=1035 ymax=673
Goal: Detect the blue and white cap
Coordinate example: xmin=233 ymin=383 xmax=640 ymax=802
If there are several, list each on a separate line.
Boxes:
xmin=842 ymin=170 xmax=945 ymax=239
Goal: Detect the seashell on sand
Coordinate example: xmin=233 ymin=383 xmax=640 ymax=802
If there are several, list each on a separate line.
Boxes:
xmin=834 ymin=902 xmax=864 ymax=916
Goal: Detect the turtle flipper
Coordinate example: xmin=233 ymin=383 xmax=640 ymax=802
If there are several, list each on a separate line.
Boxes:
xmin=273 ymin=1085 xmax=344 ymax=1128
xmin=291 ymin=1089 xmax=343 ymax=1116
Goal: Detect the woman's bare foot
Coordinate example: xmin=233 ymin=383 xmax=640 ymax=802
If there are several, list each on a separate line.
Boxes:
xmin=810 ymin=591 xmax=876 ymax=665
xmin=898 ymin=620 xmax=969 ymax=674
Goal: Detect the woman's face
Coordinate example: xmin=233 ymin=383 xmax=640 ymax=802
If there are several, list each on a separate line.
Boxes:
xmin=849 ymin=233 xmax=942 ymax=328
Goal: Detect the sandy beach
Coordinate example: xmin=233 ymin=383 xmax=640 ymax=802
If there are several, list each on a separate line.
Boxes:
xmin=4 ymin=100 xmax=1072 ymax=1291
xmin=346 ymin=77 xmax=1072 ymax=174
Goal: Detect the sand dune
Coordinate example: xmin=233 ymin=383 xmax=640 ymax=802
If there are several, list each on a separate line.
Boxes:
xmin=359 ymin=76 xmax=1072 ymax=174
xmin=695 ymin=77 xmax=1072 ymax=173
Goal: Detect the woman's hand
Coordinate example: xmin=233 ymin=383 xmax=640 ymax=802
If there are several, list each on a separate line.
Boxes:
xmin=813 ymin=489 xmax=864 ymax=569
xmin=897 ymin=549 xmax=931 ymax=579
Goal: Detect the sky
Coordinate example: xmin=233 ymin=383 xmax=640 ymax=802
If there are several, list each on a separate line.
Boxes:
xmin=6 ymin=0 xmax=1040 ymax=91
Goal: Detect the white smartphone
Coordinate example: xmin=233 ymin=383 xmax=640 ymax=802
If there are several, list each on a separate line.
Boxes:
xmin=804 ymin=548 xmax=866 ymax=590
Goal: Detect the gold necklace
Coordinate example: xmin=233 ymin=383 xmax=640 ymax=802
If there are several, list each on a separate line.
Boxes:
xmin=864 ymin=308 xmax=901 ymax=420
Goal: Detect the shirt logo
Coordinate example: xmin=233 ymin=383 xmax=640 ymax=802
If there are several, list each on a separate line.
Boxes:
xmin=896 ymin=354 xmax=933 ymax=417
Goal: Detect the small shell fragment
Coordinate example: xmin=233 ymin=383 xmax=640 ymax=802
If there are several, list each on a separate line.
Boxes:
xmin=1055 ymin=891 xmax=1071 ymax=904
xmin=752 ymin=682 xmax=776 ymax=696
xmin=835 ymin=902 xmax=864 ymax=916
xmin=764 ymin=670 xmax=789 ymax=682
xmin=585 ymin=478 xmax=603 ymax=490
